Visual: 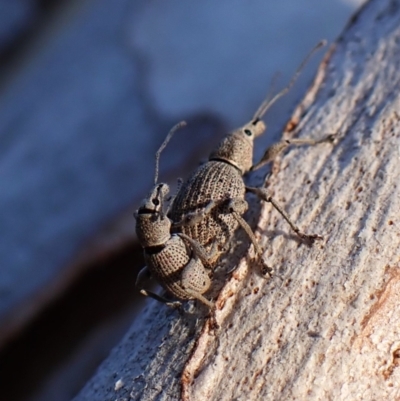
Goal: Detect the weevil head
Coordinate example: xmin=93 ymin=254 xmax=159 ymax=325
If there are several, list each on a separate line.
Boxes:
xmin=134 ymin=183 xmax=171 ymax=247
xmin=134 ymin=122 xmax=187 ymax=248
xmin=209 ymin=119 xmax=266 ymax=174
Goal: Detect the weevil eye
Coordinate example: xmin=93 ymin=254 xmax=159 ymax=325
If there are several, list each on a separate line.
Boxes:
xmin=244 ymin=129 xmax=252 ymax=136
xmin=152 ymin=198 xmax=160 ymax=206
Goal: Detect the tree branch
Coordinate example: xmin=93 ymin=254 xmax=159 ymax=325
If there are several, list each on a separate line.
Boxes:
xmin=74 ymin=0 xmax=400 ymax=399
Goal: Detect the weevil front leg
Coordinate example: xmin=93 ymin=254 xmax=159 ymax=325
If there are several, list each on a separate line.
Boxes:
xmin=246 ymin=186 xmax=322 ymax=243
xmin=172 ymin=200 xmax=218 ymax=229
xmin=136 ymin=266 xmax=182 ymax=309
xmin=251 ymin=133 xmax=336 ymax=171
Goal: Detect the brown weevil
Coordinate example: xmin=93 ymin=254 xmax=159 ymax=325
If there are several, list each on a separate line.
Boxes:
xmin=135 ymin=122 xmax=217 ymax=309
xmin=169 ymin=41 xmax=334 ymax=276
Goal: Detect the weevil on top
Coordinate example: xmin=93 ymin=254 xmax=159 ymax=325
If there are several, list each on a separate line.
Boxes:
xmin=169 ymin=40 xmax=335 ymax=277
xmin=134 ymin=121 xmax=218 ymax=310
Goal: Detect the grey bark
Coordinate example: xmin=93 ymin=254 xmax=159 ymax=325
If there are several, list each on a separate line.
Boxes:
xmin=75 ymin=0 xmax=400 ymax=400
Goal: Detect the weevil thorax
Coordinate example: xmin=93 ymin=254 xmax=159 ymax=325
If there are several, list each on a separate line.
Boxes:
xmin=209 ymin=119 xmax=266 ymax=174
xmin=135 ymin=183 xmax=171 ymax=247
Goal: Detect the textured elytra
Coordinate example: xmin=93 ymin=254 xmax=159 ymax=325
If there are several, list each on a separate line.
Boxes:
xmin=143 ymin=235 xmax=209 ymax=300
xmin=170 ymin=160 xmax=246 ymax=262
xmin=181 ymin=257 xmax=212 ymax=294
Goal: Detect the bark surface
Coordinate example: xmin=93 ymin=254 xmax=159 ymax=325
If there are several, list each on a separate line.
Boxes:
xmin=75 ymin=0 xmax=400 ymax=399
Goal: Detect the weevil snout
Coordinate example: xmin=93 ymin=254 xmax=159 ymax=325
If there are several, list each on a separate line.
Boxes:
xmin=250 ymin=119 xmax=266 ymax=138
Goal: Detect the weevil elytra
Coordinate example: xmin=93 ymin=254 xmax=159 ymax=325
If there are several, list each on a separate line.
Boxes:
xmin=169 ymin=41 xmax=334 ymax=276
xmin=134 ymin=122 xmax=218 ymax=309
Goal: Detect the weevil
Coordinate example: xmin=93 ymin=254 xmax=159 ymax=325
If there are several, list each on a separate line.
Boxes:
xmin=134 ymin=122 xmax=217 ymax=309
xmin=169 ymin=41 xmax=334 ymax=276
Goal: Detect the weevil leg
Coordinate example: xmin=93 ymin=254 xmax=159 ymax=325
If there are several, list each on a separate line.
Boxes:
xmin=251 ymin=133 xmax=336 ymax=171
xmin=184 ymin=287 xmax=214 ymax=310
xmin=178 ymin=232 xmax=219 ymax=268
xmin=180 ymin=255 xmax=211 ymax=294
xmin=246 ymin=186 xmax=323 ymax=243
xmin=174 ymin=196 xmax=274 ymax=276
xmin=136 ymin=266 xmax=182 ymax=309
xmin=226 ymin=198 xmax=274 ymax=277
xmin=172 ymin=200 xmax=218 ymax=228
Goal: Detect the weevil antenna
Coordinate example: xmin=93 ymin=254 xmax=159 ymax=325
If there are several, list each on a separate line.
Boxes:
xmin=154 ymin=121 xmax=187 ymax=184
xmin=263 ymin=71 xmax=281 ymax=106
xmin=155 ymin=183 xmax=166 ymax=218
xmin=253 ymin=40 xmax=327 ymax=121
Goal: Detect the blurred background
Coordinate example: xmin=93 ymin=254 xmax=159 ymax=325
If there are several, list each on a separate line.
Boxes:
xmin=0 ymin=0 xmax=365 ymax=400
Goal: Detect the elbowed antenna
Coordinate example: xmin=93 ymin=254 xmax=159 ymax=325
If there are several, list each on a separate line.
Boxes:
xmin=252 ymin=40 xmax=327 ymax=122
xmin=154 ymin=121 xmax=187 ymax=184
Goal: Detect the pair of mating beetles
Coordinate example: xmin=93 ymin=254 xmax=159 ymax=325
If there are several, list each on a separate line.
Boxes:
xmin=134 ymin=41 xmax=334 ymax=311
